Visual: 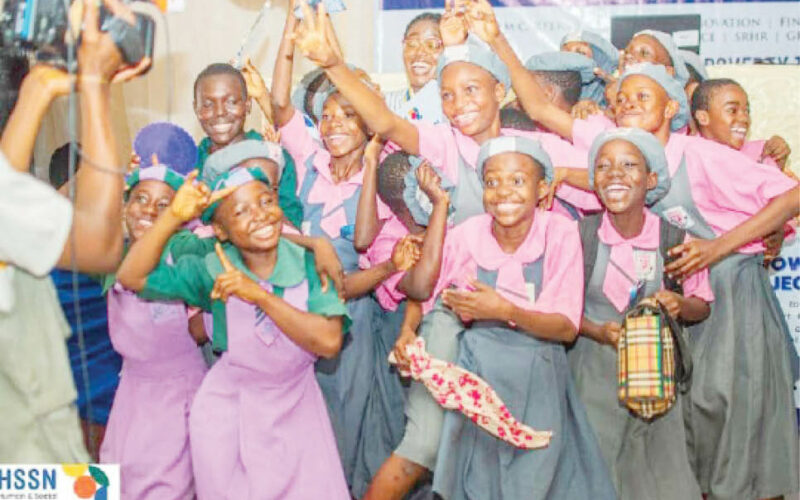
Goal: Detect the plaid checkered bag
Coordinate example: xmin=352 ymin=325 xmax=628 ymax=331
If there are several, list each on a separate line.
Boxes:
xmin=618 ymin=297 xmax=691 ymax=419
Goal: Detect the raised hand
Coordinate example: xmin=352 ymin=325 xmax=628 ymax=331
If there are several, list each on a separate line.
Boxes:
xmin=291 ymin=1 xmax=342 ymax=69
xmin=464 ymin=0 xmax=500 ymax=44
xmin=440 ymin=0 xmax=468 ymax=46
xmin=210 ymin=242 xmax=266 ymax=303
xmin=391 ymin=234 xmax=424 ymax=272
xmin=416 ymin=161 xmax=450 ymax=206
xmin=169 ymin=171 xmax=235 ymax=222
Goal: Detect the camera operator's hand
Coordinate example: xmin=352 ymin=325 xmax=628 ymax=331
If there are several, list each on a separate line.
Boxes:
xmin=77 ymin=0 xmax=151 ymax=86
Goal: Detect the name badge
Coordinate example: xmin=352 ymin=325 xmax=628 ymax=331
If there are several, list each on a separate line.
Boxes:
xmin=663 ymin=206 xmax=696 ymax=230
xmin=633 ymin=250 xmax=657 ymax=282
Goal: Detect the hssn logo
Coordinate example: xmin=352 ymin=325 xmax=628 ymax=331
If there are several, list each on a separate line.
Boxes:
xmin=0 ymin=467 xmax=57 ymax=490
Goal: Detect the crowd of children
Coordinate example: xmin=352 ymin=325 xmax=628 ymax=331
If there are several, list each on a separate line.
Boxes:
xmin=5 ymin=0 xmax=799 ymax=499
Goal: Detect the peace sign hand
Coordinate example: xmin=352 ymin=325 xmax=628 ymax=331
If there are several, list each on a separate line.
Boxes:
xmin=291 ymin=1 xmax=342 ymax=69
xmin=210 ymin=242 xmax=266 ymax=303
xmin=169 ymin=171 xmax=236 ymax=222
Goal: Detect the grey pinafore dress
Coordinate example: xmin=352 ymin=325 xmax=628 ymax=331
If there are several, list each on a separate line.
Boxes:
xmin=433 ymin=264 xmax=617 ymax=500
xmin=569 ymin=221 xmax=702 ymax=499
xmin=650 ymin=157 xmax=799 ymax=499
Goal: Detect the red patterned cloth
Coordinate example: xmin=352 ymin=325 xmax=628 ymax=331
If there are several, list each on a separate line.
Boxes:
xmin=389 ymin=338 xmax=552 ymax=450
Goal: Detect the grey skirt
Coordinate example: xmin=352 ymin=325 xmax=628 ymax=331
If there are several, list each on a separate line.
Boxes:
xmin=569 ymin=335 xmax=702 ymax=500
xmin=315 ymin=293 xmax=378 ymax=490
xmin=433 ymin=323 xmax=616 ymax=500
xmin=685 ymin=253 xmax=799 ymax=499
xmin=351 ymin=300 xmax=409 ymax=498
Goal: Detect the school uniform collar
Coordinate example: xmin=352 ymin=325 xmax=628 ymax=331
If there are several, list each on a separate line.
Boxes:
xmin=210 ymin=238 xmax=307 ymax=288
xmin=465 ymin=212 xmax=550 ymax=269
xmin=597 ymin=209 xmax=660 ymax=249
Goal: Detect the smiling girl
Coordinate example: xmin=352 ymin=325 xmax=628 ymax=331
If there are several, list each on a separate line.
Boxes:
xmin=488 ymin=10 xmax=799 ymax=491
xmin=116 ymin=167 xmax=351 ymax=499
xmin=572 ymin=128 xmax=712 ymax=500
xmin=407 ymin=136 xmax=615 ymax=499
xmin=100 ymin=165 xmax=207 ymax=500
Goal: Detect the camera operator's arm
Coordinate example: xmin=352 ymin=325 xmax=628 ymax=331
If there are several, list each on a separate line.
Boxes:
xmin=56 ymin=0 xmax=151 ymax=273
xmin=0 ymin=0 xmax=149 ymax=276
xmin=0 ymin=67 xmax=71 ymax=173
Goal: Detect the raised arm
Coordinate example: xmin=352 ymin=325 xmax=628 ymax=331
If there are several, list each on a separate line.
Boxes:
xmin=271 ymin=3 xmax=301 ymax=127
xmin=344 ymin=234 xmax=421 ymax=300
xmin=465 ymin=0 xmax=575 ymax=140
xmin=398 ymin=163 xmax=449 ymax=300
xmin=292 ymin=2 xmax=421 ymax=154
xmin=666 ymin=185 xmax=800 ymax=279
xmin=354 ymin=135 xmax=384 ymax=250
xmin=117 ymin=172 xmax=231 ymax=291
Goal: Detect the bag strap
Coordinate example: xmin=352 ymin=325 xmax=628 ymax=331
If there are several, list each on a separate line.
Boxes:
xmin=578 ymin=213 xmax=603 ymax=293
xmin=659 ymin=219 xmax=686 ymax=294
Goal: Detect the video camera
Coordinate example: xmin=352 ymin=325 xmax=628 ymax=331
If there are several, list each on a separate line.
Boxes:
xmin=0 ymin=0 xmax=155 ymax=70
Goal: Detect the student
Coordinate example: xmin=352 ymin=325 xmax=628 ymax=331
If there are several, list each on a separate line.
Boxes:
xmin=524 ymin=51 xmax=596 ymax=114
xmin=561 ymin=30 xmax=620 ymax=104
xmin=691 ymin=78 xmax=792 ymax=168
xmin=493 ymin=30 xmax=799 ymax=497
xmin=193 ymin=62 xmax=304 ymax=228
xmin=384 ymin=12 xmax=446 ymax=123
xmin=572 ymin=128 xmax=712 ymax=499
xmin=422 ymin=136 xmax=615 ymax=499
xmin=290 ymin=2 xmax=599 ymax=225
xmin=271 ymin=6 xmax=398 ymax=491
xmin=100 ymin=165 xmax=207 ymax=499
xmin=351 ymin=151 xmax=428 ymax=497
xmin=116 ymin=167 xmax=350 ymax=499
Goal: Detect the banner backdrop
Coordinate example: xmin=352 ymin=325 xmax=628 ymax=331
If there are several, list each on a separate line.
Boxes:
xmin=769 ymin=233 xmax=800 ymax=407
xmin=375 ymin=0 xmax=800 ymax=73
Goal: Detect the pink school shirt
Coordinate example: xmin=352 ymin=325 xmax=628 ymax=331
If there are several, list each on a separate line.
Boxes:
xmin=740 ymin=139 xmax=778 ymax=167
xmin=414 ymin=121 xmax=601 ymax=212
xmin=571 ymin=117 xmax=799 ymax=254
xmin=280 ymin=110 xmax=391 ymax=236
xmin=426 ymin=211 xmax=584 ymax=330
xmin=358 ymin=215 xmax=411 ymax=311
xmin=596 ymin=209 xmax=714 ymax=311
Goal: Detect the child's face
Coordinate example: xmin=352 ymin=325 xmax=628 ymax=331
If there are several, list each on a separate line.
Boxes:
xmin=125 ymin=180 xmax=176 ymax=242
xmin=614 ymin=75 xmax=675 ymax=134
xmin=213 ymin=181 xmax=283 ymax=253
xmin=440 ymin=62 xmax=504 ymax=142
xmin=562 ymin=41 xmax=594 ymax=60
xmin=620 ymin=35 xmax=673 ymax=76
xmin=194 ymin=74 xmax=250 ymax=148
xmin=319 ymin=94 xmax=370 ymax=159
xmin=696 ymin=84 xmax=750 ymax=150
xmin=402 ymin=19 xmax=443 ymax=92
xmin=593 ymin=139 xmax=657 ymax=214
xmin=482 ymin=152 xmax=547 ymax=228
xmin=238 ymin=157 xmax=281 ymax=188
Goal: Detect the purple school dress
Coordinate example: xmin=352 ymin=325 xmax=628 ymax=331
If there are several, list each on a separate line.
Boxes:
xmin=101 ymin=284 xmax=207 ymax=500
xmin=188 ymin=281 xmax=350 ymax=500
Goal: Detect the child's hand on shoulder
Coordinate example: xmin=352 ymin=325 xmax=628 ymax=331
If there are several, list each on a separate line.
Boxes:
xmin=416 ymin=161 xmax=450 ymax=207
xmin=210 ymin=243 xmax=266 ymax=304
xmin=391 ymin=234 xmax=423 ymax=272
